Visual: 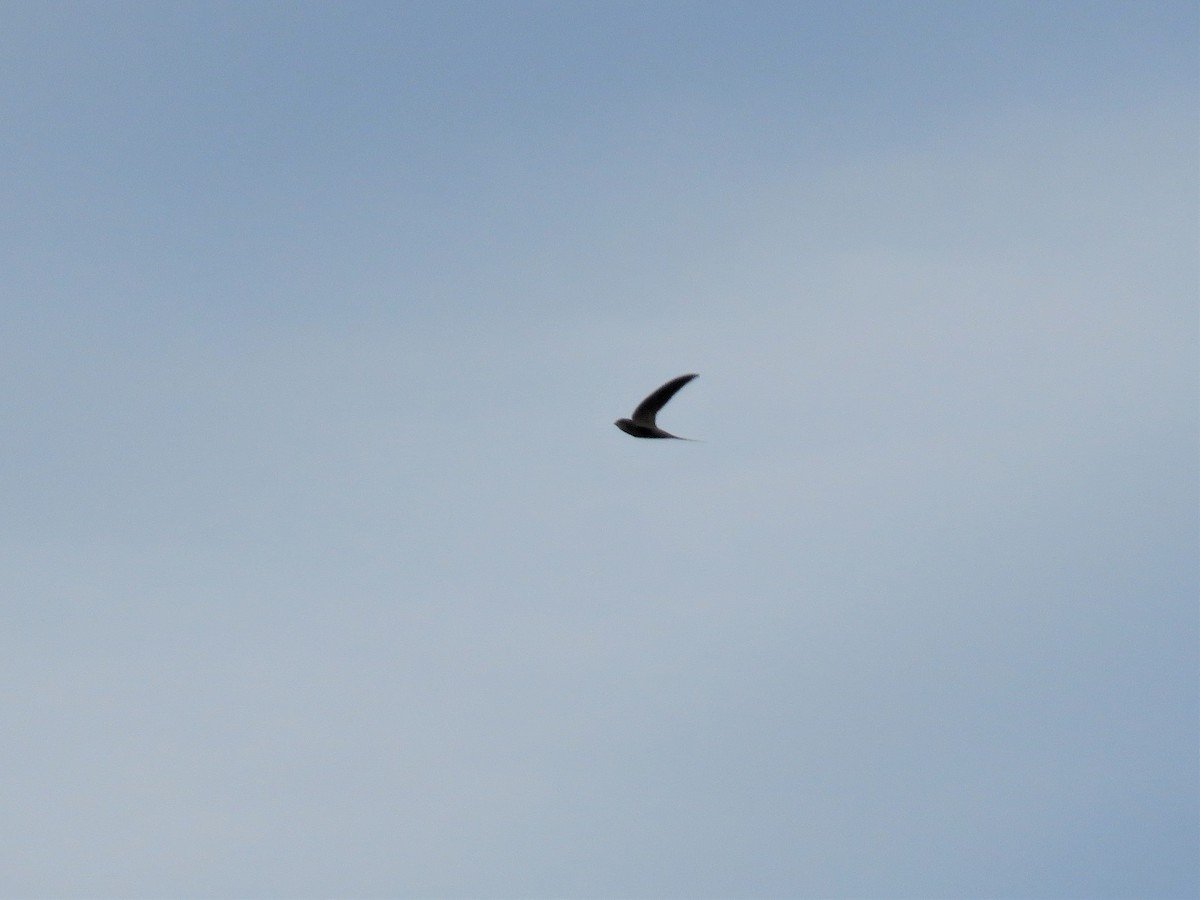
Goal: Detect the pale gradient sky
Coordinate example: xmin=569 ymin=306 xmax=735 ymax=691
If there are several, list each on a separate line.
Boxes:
xmin=1 ymin=2 xmax=1197 ymax=898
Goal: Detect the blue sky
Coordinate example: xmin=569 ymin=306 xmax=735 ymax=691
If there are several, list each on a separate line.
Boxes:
xmin=1 ymin=2 xmax=1196 ymax=897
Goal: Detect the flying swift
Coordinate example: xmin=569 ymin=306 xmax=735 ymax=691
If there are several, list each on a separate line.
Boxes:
xmin=614 ymin=373 xmax=699 ymax=440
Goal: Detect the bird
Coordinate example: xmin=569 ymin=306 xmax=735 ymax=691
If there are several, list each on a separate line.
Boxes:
xmin=614 ymin=373 xmax=699 ymax=440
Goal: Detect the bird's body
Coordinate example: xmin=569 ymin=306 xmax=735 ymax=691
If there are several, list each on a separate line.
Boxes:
xmin=614 ymin=418 xmax=677 ymax=439
xmin=614 ymin=373 xmax=698 ymax=440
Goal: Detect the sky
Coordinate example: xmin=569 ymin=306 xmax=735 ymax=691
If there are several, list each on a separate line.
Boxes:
xmin=1 ymin=2 xmax=1196 ymax=898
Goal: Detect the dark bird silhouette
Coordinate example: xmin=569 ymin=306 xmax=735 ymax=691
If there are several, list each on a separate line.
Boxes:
xmin=614 ymin=373 xmax=699 ymax=440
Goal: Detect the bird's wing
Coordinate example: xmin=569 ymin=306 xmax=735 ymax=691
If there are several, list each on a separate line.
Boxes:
xmin=630 ymin=373 xmax=698 ymax=426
